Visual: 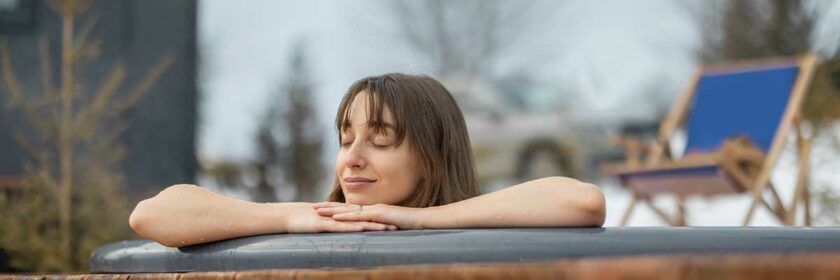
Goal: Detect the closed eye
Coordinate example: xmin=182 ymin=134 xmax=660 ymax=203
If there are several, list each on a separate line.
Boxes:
xmin=340 ymin=138 xmax=353 ymax=148
xmin=371 ymin=135 xmax=395 ymax=148
xmin=371 ymin=143 xmax=390 ymax=149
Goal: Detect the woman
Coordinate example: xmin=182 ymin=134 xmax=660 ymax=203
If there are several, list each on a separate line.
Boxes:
xmin=129 ymin=73 xmax=606 ymax=247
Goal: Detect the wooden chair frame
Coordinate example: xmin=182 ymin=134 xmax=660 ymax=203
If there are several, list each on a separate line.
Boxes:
xmin=606 ymin=54 xmax=818 ymax=226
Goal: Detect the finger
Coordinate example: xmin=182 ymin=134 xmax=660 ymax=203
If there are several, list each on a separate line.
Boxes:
xmin=315 ymin=206 xmax=359 ymax=216
xmin=332 ymin=211 xmax=372 ymax=221
xmin=321 ymin=220 xmax=363 ymax=232
xmin=332 ymin=211 xmax=379 ymax=223
xmin=312 ymin=202 xmax=347 ymax=209
xmin=387 ymin=225 xmax=398 ymax=231
xmin=348 ymin=221 xmax=389 ymax=231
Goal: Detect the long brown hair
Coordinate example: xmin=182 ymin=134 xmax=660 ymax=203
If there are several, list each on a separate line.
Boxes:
xmin=327 ymin=73 xmax=479 ymax=207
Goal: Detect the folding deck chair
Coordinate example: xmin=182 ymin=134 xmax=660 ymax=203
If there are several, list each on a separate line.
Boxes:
xmin=603 ymin=54 xmax=818 ymax=226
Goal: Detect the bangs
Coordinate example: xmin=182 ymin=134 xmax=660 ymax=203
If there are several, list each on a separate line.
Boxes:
xmin=336 ymin=76 xmax=407 ymax=145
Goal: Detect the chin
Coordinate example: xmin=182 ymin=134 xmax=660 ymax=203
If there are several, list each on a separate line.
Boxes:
xmin=345 ymin=194 xmax=397 ymax=206
xmin=343 ymin=193 xmax=372 ymax=205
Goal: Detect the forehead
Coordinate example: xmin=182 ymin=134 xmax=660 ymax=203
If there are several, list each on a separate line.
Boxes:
xmin=336 ymin=88 xmax=408 ymax=146
xmin=342 ymin=91 xmax=395 ymax=128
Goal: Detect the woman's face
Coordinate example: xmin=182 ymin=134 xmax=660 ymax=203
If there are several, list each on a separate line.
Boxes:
xmin=336 ymin=92 xmax=421 ymax=205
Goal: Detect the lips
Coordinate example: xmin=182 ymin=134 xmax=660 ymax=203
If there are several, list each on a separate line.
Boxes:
xmin=343 ymin=177 xmax=377 ymax=191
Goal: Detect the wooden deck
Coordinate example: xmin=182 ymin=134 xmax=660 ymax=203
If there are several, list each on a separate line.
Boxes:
xmin=3 ymin=253 xmax=840 ymax=279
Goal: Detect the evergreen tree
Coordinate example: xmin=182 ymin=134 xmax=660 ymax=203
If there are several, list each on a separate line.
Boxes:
xmin=253 ymin=42 xmax=323 ymax=202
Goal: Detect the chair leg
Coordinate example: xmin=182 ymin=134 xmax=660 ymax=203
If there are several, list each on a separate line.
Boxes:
xmin=790 ymin=116 xmax=814 ymax=226
xmin=766 ymin=182 xmax=787 ymax=221
xmin=804 ymin=182 xmax=812 ymax=226
xmin=642 ymin=197 xmax=676 ymax=226
xmin=802 ymin=136 xmax=812 ymax=227
xmin=790 ymin=180 xmax=813 ymax=226
xmin=788 ymin=176 xmax=807 ymax=226
xmin=744 ymin=192 xmax=775 ymax=226
xmin=620 ymin=193 xmax=639 ymax=226
xmin=744 ymin=195 xmax=758 ymax=226
xmin=786 ymin=132 xmax=813 ymax=226
xmin=675 ymin=195 xmax=687 ymax=226
xmin=795 ymin=138 xmax=813 ymax=226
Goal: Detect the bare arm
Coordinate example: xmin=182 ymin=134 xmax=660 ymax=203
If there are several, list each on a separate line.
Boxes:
xmin=315 ymin=176 xmax=606 ymax=229
xmin=129 ymin=184 xmax=392 ymax=247
xmin=421 ymin=177 xmax=605 ymax=228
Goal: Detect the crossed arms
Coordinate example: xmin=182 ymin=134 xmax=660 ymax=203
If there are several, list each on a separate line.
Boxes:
xmin=129 ymin=176 xmax=605 ymax=247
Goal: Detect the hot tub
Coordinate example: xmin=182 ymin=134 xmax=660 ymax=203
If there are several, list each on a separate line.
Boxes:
xmin=90 ymin=227 xmax=840 ymax=273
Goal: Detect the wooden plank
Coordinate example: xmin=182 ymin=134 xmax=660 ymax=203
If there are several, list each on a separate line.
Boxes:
xmin=233 ymin=270 xmax=297 ymax=280
xmin=624 ymin=171 xmax=738 ymax=196
xmin=606 ymin=141 xmax=763 ymax=178
xmin=80 ymin=275 xmax=128 ymax=280
xmin=6 ymin=253 xmax=840 ymax=280
xmin=180 ymin=272 xmax=235 ymax=280
xmin=701 ymin=55 xmax=802 ymax=75
xmin=602 ymin=155 xmax=718 ymax=175
xmin=115 ymin=274 xmax=178 ymax=280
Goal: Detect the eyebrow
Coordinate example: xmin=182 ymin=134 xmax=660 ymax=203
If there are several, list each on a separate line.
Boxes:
xmin=371 ymin=121 xmax=396 ymax=131
xmin=341 ymin=121 xmax=396 ymax=132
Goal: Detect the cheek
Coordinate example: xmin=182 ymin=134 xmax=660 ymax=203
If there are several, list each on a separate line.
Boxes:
xmin=384 ymin=152 xmax=421 ymax=196
xmin=335 ymin=151 xmax=351 ymax=187
xmin=334 ymin=152 xmax=343 ymax=173
xmin=334 ymin=154 xmax=342 ymax=178
xmin=406 ymin=159 xmax=422 ymax=192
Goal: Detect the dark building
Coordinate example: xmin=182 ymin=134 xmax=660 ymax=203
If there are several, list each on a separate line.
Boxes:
xmin=0 ymin=0 xmax=198 ymax=195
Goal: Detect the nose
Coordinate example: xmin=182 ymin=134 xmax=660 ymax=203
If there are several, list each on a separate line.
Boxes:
xmin=343 ymin=141 xmax=367 ymax=170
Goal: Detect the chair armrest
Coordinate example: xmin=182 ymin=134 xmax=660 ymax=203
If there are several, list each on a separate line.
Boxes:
xmin=610 ymin=136 xmax=670 ymax=168
xmin=610 ymin=136 xmax=643 ymax=167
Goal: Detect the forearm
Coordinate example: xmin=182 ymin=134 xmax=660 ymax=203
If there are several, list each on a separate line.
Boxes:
xmin=420 ymin=177 xmax=605 ymax=229
xmin=129 ymin=184 xmax=302 ymax=247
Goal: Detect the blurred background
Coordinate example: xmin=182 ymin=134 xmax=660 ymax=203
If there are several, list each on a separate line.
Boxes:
xmin=1 ymin=0 xmax=839 ymax=273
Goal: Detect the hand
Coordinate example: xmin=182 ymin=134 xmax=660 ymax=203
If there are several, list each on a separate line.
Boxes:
xmin=283 ymin=203 xmax=395 ymax=233
xmin=312 ymin=202 xmax=424 ymax=230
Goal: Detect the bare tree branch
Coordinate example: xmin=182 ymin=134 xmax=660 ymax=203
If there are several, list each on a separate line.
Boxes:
xmin=0 ymin=42 xmax=26 ymax=107
xmin=383 ymin=0 xmax=541 ymax=79
xmin=112 ymin=51 xmax=174 ymax=114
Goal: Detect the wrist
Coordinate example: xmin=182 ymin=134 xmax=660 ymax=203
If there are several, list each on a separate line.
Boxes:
xmin=416 ymin=205 xmax=444 ymax=229
xmin=263 ymin=202 xmax=309 ymax=233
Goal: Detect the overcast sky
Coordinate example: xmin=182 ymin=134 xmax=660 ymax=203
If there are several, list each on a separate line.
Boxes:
xmin=197 ymin=0 xmax=840 ymax=164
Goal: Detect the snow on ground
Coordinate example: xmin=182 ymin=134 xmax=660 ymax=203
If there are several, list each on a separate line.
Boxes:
xmin=601 ymin=182 xmax=785 ymax=227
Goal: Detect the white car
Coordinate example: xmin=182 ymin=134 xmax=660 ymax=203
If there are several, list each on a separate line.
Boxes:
xmin=444 ymin=79 xmax=586 ymax=191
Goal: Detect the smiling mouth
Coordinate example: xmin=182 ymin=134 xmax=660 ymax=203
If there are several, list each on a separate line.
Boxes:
xmin=343 ymin=178 xmax=376 ymax=191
